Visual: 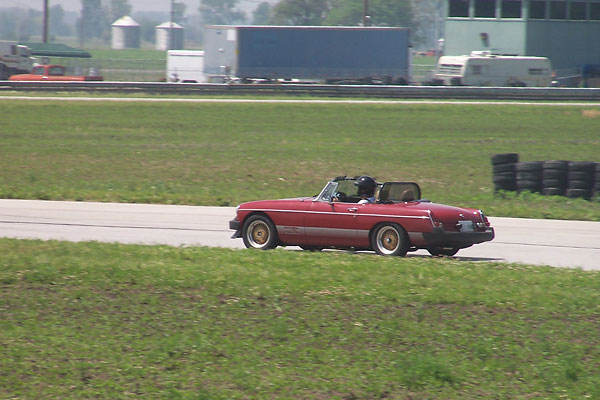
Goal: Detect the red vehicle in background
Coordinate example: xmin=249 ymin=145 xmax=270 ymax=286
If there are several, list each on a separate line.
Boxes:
xmin=9 ymin=64 xmax=103 ymax=81
xmin=229 ymin=176 xmax=495 ymax=257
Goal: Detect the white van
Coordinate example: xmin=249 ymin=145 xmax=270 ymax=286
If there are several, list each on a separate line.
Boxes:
xmin=166 ymin=50 xmax=205 ymax=83
xmin=433 ymin=51 xmax=552 ymax=87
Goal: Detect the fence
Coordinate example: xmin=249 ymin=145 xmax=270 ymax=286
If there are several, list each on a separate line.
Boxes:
xmin=45 ymin=57 xmax=166 ymax=82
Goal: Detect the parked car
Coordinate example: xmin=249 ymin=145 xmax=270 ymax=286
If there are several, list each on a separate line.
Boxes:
xmin=229 ymin=176 xmax=495 ymax=256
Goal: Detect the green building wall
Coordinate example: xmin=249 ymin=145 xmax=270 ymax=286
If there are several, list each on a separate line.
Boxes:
xmin=444 ymin=0 xmax=600 ymax=71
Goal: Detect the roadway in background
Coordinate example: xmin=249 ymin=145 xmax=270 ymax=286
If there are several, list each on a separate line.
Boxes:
xmin=1 ymin=199 xmax=599 ymax=270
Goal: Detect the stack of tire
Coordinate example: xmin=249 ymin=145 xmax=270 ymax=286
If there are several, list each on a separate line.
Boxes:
xmin=515 ymin=161 xmax=544 ymax=193
xmin=566 ymin=162 xmax=596 ymax=199
xmin=594 ymin=163 xmax=600 ymax=198
xmin=491 ymin=153 xmax=518 ymax=192
xmin=542 ymin=160 xmax=568 ymax=196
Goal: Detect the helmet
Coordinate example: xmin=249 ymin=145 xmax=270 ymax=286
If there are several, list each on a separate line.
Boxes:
xmin=355 ymin=176 xmax=377 ymax=197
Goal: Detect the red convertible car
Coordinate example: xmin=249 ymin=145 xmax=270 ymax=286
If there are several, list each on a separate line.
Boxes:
xmin=229 ymin=176 xmax=494 ymax=256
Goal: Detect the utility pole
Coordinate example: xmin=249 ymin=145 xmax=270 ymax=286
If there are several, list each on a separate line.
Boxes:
xmin=363 ymin=0 xmax=370 ymax=26
xmin=42 ymin=0 xmax=49 ymax=43
xmin=169 ymin=0 xmax=175 ymax=50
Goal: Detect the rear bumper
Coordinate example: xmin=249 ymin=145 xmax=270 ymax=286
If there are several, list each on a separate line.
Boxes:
xmin=422 ymin=227 xmax=495 ymax=249
xmin=229 ymin=218 xmax=241 ymax=238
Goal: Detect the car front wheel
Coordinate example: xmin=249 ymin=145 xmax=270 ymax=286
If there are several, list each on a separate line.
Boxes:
xmin=371 ymin=223 xmax=409 ymax=256
xmin=242 ymin=215 xmax=278 ymax=250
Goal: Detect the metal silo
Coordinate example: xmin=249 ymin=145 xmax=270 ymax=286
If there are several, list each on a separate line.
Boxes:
xmin=155 ymin=22 xmax=184 ymax=51
xmin=111 ymin=16 xmax=141 ymax=49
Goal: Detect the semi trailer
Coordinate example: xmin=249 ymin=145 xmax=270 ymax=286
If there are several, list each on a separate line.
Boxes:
xmin=203 ymin=25 xmax=411 ymax=84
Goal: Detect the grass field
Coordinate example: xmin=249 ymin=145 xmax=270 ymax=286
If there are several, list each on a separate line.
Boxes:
xmin=1 ymin=238 xmax=599 ymax=399
xmin=1 ymin=99 xmax=599 ymax=220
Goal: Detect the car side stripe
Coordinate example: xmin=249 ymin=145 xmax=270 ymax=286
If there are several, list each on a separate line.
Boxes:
xmin=241 ymin=208 xmax=430 ymax=220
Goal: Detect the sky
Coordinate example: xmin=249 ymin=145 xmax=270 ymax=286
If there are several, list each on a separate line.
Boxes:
xmin=6 ymin=0 xmax=276 ymax=13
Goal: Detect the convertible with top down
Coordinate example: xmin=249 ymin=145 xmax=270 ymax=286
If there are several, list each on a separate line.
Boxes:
xmin=229 ymin=176 xmax=494 ymax=256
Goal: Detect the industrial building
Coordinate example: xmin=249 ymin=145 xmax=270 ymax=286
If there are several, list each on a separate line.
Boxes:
xmin=443 ymin=0 xmax=600 ymax=81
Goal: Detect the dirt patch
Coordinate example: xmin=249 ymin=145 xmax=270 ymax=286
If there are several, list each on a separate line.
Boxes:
xmin=581 ymin=109 xmax=600 ymax=118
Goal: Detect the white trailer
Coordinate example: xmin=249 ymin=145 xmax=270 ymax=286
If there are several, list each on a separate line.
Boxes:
xmin=432 ymin=51 xmax=552 ymax=87
xmin=0 ymin=41 xmax=34 ymax=80
xmin=166 ymin=50 xmax=206 ymax=83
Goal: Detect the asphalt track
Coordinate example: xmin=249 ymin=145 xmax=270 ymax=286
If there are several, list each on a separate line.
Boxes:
xmin=1 ymin=199 xmax=599 ymax=270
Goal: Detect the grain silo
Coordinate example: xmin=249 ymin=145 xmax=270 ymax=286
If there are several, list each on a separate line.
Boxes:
xmin=111 ymin=16 xmax=141 ymax=49
xmin=155 ymin=22 xmax=184 ymax=51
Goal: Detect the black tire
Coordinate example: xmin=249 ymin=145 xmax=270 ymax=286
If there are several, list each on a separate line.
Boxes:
xmin=568 ymin=162 xmax=595 ymax=172
xmin=542 ymin=179 xmax=566 ymax=188
xmin=566 ymin=188 xmax=591 ymax=199
xmin=491 ymin=153 xmax=519 ymax=165
xmin=493 ymin=163 xmax=515 ymax=174
xmin=568 ymin=180 xmax=593 ymax=190
xmin=371 ymin=223 xmax=409 ymax=256
xmin=515 ymin=162 xmax=543 ymax=172
xmin=494 ymin=183 xmax=516 ymax=192
xmin=493 ymin=174 xmax=516 ymax=185
xmin=516 ymin=171 xmax=542 ymax=181
xmin=516 ymin=179 xmax=542 ymax=188
xmin=543 ymin=169 xmax=568 ymax=179
xmin=300 ymin=246 xmax=323 ymax=251
xmin=543 ymin=160 xmax=569 ymax=170
xmin=543 ymin=188 xmax=565 ymax=196
xmin=241 ymin=214 xmax=279 ymax=250
xmin=427 ymin=247 xmax=459 ymax=257
xmin=568 ymin=171 xmax=593 ymax=182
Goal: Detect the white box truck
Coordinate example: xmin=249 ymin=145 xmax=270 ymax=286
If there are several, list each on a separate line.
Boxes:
xmin=0 ymin=40 xmax=34 ymax=80
xmin=432 ymin=51 xmax=552 ymax=87
xmin=166 ymin=50 xmax=206 ymax=83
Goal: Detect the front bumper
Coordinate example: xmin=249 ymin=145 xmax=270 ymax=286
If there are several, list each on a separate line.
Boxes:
xmin=422 ymin=227 xmax=495 ymax=248
xmin=229 ymin=218 xmax=241 ymax=239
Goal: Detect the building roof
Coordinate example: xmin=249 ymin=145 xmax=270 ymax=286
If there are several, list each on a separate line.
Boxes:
xmin=21 ymin=42 xmax=92 ymax=58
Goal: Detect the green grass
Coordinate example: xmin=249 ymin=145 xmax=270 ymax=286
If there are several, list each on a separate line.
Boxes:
xmin=0 ymin=99 xmax=599 ymax=220
xmin=1 ymin=238 xmax=599 ymax=399
xmin=88 ymin=49 xmax=168 ymax=60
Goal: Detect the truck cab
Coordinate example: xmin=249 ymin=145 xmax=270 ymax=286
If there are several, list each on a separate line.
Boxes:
xmin=0 ymin=41 xmax=34 ymax=80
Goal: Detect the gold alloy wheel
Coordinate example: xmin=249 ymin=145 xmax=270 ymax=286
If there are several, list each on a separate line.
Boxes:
xmin=247 ymin=220 xmax=270 ymax=248
xmin=376 ymin=225 xmax=400 ymax=255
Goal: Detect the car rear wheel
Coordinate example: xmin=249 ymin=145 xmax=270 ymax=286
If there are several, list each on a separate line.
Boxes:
xmin=371 ymin=223 xmax=409 ymax=256
xmin=242 ymin=215 xmax=278 ymax=250
xmin=427 ymin=247 xmax=459 ymax=257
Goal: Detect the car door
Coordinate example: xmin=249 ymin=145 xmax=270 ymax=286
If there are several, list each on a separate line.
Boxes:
xmin=304 ymin=199 xmax=361 ymax=247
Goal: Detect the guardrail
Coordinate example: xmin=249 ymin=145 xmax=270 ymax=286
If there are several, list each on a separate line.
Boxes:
xmin=2 ymin=81 xmax=600 ymax=101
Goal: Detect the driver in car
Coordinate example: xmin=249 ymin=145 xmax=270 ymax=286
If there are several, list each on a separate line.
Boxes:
xmin=355 ymin=176 xmax=377 ymax=204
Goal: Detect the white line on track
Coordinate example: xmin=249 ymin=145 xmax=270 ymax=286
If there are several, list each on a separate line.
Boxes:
xmin=2 ymin=95 xmax=600 ymax=106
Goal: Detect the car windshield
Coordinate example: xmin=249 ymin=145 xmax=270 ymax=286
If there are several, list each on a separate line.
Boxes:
xmin=317 ymin=178 xmax=372 ymax=203
xmin=378 ymin=182 xmax=421 ymax=202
